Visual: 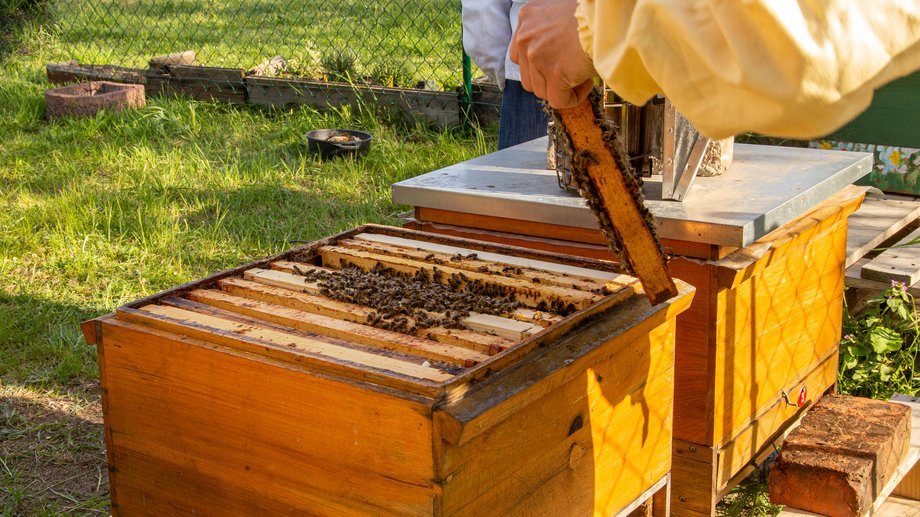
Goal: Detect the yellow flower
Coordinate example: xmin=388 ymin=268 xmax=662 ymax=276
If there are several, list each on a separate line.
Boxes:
xmin=820 ymin=140 xmax=833 ymax=150
xmin=891 ymin=149 xmax=902 ymax=166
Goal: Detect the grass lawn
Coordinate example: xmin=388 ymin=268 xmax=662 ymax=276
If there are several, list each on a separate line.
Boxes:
xmin=0 ymin=4 xmax=491 ymax=513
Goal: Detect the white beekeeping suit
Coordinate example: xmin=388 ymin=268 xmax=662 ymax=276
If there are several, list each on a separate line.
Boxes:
xmin=462 ymin=0 xmax=529 ymax=87
xmin=574 ymin=0 xmax=920 ymax=138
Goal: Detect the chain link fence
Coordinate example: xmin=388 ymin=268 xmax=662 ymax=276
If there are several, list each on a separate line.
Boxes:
xmin=46 ymin=0 xmax=499 ymax=128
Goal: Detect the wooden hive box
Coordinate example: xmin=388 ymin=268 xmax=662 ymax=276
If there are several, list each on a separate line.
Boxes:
xmin=82 ymin=225 xmax=694 ymax=516
xmin=404 ymin=186 xmax=866 ymax=515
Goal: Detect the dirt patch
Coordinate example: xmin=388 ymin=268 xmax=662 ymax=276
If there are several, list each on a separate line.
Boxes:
xmin=0 ymin=381 xmax=109 ymax=514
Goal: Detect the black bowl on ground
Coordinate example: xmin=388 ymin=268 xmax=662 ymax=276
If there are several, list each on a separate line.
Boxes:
xmin=306 ymin=129 xmax=373 ymax=159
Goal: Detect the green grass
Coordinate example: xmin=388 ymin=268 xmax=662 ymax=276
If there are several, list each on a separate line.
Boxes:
xmin=48 ymin=0 xmax=464 ymax=89
xmin=0 ymin=6 xmax=492 ymax=511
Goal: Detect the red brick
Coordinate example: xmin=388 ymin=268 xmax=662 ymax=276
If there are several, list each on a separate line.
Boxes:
xmin=769 ymin=395 xmax=911 ymax=516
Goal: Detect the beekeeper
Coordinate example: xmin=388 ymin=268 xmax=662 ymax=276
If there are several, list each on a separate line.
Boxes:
xmin=510 ymin=0 xmax=920 ymax=139
xmin=462 ymin=0 xmax=549 ymax=149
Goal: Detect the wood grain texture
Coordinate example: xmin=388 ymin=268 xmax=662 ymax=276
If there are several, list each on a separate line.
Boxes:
xmin=712 ymin=185 xmax=865 ymax=289
xmin=712 ymin=220 xmax=847 ymax=447
xmin=115 ymin=305 xmax=449 ymax=396
xmin=183 ymin=289 xmax=489 ymax=366
xmin=437 ymin=314 xmax=679 ymax=516
xmin=336 ymin=237 xmax=609 ymax=292
xmin=861 ymin=226 xmax=920 ymax=285
xmin=354 ymin=231 xmax=628 ymax=282
xmin=668 ymin=257 xmax=716 ymax=445
xmin=670 ymin=441 xmax=718 ymax=517
xmin=557 ymin=101 xmax=677 ymax=304
xmin=846 ymin=196 xmax=920 ymax=267
xmin=98 ymin=318 xmax=437 ymax=516
xmin=217 ymin=277 xmax=515 ymax=355
xmin=715 ymin=350 xmax=838 ymax=490
xmin=270 ymin=260 xmax=563 ymax=328
xmin=411 ymin=208 xmax=729 ymax=260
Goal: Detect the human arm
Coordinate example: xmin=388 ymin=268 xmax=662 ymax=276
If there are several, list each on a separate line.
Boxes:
xmin=462 ymin=0 xmax=514 ymax=86
xmin=513 ymin=0 xmax=920 ymax=139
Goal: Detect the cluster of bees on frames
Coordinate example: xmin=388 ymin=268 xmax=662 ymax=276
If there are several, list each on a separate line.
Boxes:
xmin=292 ymin=261 xmax=522 ymax=335
xmin=544 ymin=89 xmax=662 ymax=275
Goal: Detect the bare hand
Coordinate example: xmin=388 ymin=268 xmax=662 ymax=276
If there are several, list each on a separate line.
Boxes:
xmin=509 ymin=0 xmax=596 ymax=109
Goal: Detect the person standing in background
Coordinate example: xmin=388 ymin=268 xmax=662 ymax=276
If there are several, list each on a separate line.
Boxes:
xmin=462 ymin=0 xmax=550 ymax=150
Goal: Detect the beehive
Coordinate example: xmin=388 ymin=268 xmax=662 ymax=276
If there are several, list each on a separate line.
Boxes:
xmin=82 ymin=225 xmax=694 ymax=515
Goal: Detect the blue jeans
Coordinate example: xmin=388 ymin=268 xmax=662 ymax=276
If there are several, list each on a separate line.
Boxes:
xmin=498 ymin=80 xmax=549 ymax=150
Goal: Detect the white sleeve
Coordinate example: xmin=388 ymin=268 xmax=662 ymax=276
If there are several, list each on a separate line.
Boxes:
xmin=462 ymin=0 xmax=514 ymax=86
xmin=576 ymin=0 xmax=920 ymax=139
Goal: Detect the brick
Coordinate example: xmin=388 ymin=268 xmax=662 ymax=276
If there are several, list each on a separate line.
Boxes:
xmin=769 ymin=395 xmax=912 ymax=516
xmin=45 ymin=81 xmax=145 ymax=119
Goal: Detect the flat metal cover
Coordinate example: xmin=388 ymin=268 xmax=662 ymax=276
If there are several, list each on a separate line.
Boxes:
xmin=392 ymin=140 xmax=872 ymax=247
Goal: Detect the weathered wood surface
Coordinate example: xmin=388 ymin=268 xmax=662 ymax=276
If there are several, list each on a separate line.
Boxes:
xmin=861 ymin=226 xmax=920 ymax=286
xmin=354 ymin=231 xmax=628 ymax=281
xmin=46 ymin=63 xmax=461 ymax=129
xmin=846 ymin=196 xmax=920 ymax=267
xmin=316 ymin=244 xmax=603 ymax=310
xmin=271 ymin=260 xmax=563 ymax=328
xmin=336 ymin=237 xmax=609 ymax=293
xmin=247 ymin=76 xmax=460 ymax=129
xmin=46 ymin=62 xmax=146 ymax=85
xmin=164 ymin=65 xmax=247 ymax=104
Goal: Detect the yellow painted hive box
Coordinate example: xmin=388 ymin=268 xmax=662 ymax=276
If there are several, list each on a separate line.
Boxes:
xmin=82 ymin=224 xmax=694 ymax=516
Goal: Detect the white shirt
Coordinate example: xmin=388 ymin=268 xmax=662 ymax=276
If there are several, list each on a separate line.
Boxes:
xmin=462 ymin=0 xmax=528 ymax=87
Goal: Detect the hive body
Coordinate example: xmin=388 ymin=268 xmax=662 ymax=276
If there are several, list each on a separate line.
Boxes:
xmin=85 ymin=225 xmax=693 ymax=515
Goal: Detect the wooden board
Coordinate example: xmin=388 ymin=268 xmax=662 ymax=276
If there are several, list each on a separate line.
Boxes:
xmin=245 ymin=76 xmax=460 ymax=129
xmin=557 ymin=100 xmax=677 ymax=305
xmin=243 ymin=267 xmax=543 ymax=341
xmin=316 ymin=244 xmax=603 ymax=310
xmin=354 ymin=232 xmax=628 ymax=282
xmin=180 ymin=290 xmax=489 ymax=366
xmin=216 ymin=277 xmax=515 ymax=355
xmin=98 ymin=319 xmax=438 ymax=515
xmin=846 ymin=196 xmax=920 ymax=267
xmin=861 ymin=226 xmax=920 ymax=285
xmin=437 ymin=311 xmax=679 ymax=516
xmin=86 ymin=224 xmax=697 ymax=515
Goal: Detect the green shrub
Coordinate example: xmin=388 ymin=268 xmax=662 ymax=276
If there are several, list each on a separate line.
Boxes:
xmin=840 ymin=282 xmax=920 ymax=399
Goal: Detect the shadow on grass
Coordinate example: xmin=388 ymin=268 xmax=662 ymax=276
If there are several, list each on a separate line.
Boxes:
xmin=0 ymin=293 xmax=101 ymax=385
xmin=0 ymin=383 xmax=110 ymax=515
